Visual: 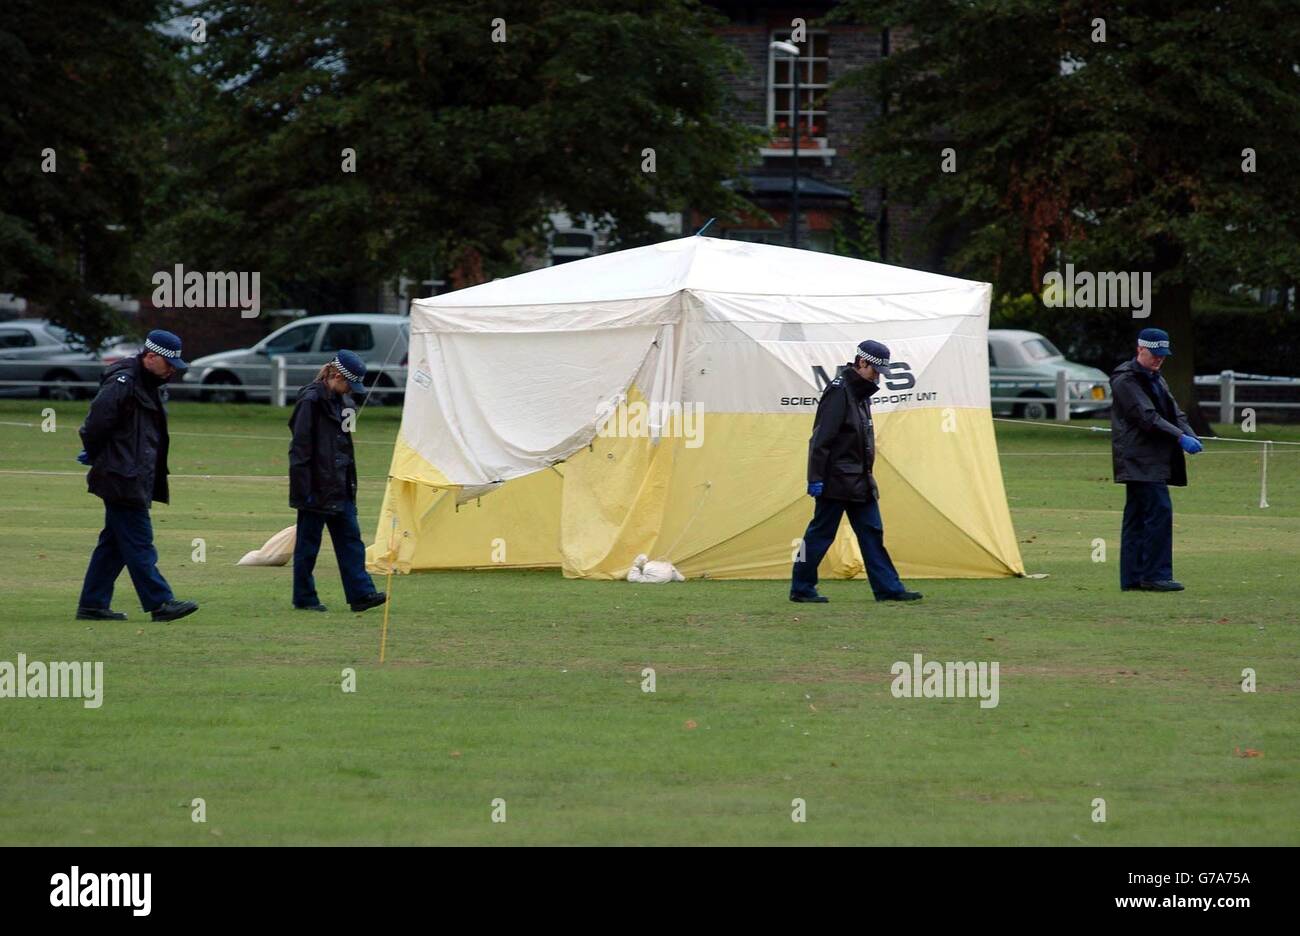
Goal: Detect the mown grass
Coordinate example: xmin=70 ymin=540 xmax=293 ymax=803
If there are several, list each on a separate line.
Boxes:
xmin=0 ymin=400 xmax=1296 ymax=844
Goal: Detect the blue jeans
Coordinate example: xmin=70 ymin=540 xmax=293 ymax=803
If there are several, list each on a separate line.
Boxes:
xmin=791 ymin=497 xmax=906 ymax=599
xmin=1121 ymin=482 xmax=1174 ymax=587
xmin=79 ymin=503 xmax=174 ymax=612
xmin=293 ymin=502 xmax=377 ymax=607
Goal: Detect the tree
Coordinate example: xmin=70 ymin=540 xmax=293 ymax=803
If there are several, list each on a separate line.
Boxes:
xmin=0 ymin=0 xmax=177 ymax=348
xmin=838 ymin=0 xmax=1300 ymax=431
xmin=155 ymin=0 xmax=760 ymax=303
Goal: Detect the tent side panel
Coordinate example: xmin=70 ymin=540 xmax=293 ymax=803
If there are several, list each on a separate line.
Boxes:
xmin=367 ymin=467 xmax=564 ymax=573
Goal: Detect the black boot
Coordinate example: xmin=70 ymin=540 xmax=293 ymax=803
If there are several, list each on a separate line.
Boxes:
xmin=76 ymin=607 xmax=127 ymax=621
xmin=349 ymin=592 xmax=387 ymax=613
xmin=152 ymin=599 xmax=199 ymax=622
xmin=877 ymin=591 xmax=923 ymax=602
xmin=1140 ymin=580 xmax=1185 ymax=592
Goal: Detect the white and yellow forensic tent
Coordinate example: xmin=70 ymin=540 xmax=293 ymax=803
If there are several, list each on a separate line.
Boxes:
xmin=367 ymin=235 xmax=1023 ymax=580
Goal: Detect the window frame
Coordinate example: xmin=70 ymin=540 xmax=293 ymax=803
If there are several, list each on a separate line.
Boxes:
xmin=767 ymin=30 xmax=831 ymax=142
xmin=1024 ymin=338 xmax=1063 ymax=361
xmin=263 ymin=322 xmax=321 ymax=354
xmin=0 ymin=328 xmax=37 ymax=349
xmin=320 ymin=322 xmax=376 ymax=354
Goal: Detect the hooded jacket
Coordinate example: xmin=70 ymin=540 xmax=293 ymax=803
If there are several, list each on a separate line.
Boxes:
xmin=80 ymin=356 xmax=171 ymax=507
xmin=288 ymin=380 xmax=358 ymax=511
xmin=1109 ymin=358 xmax=1192 ymax=486
xmin=807 ymin=363 xmax=880 ymax=502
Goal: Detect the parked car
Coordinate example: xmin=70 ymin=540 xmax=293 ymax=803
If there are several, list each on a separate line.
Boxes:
xmin=0 ymin=319 xmax=127 ymax=400
xmin=988 ymin=329 xmax=1110 ymax=419
xmin=179 ymin=314 xmax=409 ymax=404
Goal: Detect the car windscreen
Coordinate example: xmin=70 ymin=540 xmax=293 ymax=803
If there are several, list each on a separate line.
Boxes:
xmin=1023 ymin=338 xmax=1063 ymax=360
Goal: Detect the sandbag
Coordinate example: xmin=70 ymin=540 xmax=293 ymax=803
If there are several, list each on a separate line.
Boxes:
xmin=237 ymin=525 xmax=297 ymax=566
xmin=626 ymin=553 xmax=684 ymax=584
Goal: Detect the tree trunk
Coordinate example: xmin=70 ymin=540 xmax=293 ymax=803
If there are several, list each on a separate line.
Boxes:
xmin=1153 ymin=279 xmax=1213 ymax=436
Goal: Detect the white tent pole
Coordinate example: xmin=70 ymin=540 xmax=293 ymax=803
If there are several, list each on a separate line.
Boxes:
xmin=1260 ymin=441 xmax=1271 ymax=509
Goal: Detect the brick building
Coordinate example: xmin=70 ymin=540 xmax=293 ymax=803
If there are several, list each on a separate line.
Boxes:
xmin=700 ymin=1 xmax=921 ymax=262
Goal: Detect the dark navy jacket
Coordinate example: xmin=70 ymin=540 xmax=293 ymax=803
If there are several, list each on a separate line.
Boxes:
xmin=1109 ymin=358 xmax=1192 ymax=486
xmin=807 ymin=363 xmax=880 ymax=502
xmin=288 ymin=381 xmax=358 ymax=511
xmin=80 ymin=356 xmax=170 ymax=507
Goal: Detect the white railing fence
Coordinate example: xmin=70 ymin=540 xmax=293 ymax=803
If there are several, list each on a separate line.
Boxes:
xmin=992 ymin=369 xmax=1300 ymax=422
xmin=6 ymin=363 xmax=1298 ymax=418
xmin=0 ymin=358 xmax=406 ymax=405
xmin=990 ymin=371 xmax=1108 ymax=423
xmin=1202 ymin=371 xmax=1300 ymax=422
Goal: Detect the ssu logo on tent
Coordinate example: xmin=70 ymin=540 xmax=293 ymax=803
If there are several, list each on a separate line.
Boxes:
xmin=811 ymin=362 xmax=915 ymax=392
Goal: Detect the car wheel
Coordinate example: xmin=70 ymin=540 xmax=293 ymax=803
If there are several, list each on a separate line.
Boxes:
xmin=201 ymin=371 xmax=244 ymax=404
xmin=1015 ymin=396 xmax=1054 ymax=420
xmin=43 ymin=369 xmax=82 ymax=401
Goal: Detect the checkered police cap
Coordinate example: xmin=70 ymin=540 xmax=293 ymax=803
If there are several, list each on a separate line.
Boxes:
xmin=332 ymin=356 xmax=362 ymax=383
xmin=856 ymin=339 xmax=891 ymax=369
xmin=143 ymin=329 xmax=188 ymax=370
xmin=1137 ymin=327 xmax=1172 ymax=355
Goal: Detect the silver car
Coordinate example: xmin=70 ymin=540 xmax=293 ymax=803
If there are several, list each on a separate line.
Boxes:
xmin=988 ymin=329 xmax=1111 ymax=419
xmin=180 ymin=314 xmax=410 ymax=404
xmin=0 ymin=319 xmax=131 ymax=400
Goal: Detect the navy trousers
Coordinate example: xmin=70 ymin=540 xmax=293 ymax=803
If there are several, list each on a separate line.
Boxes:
xmin=1120 ymin=481 xmax=1174 ymax=588
xmin=791 ymin=497 xmax=906 ymax=599
xmin=79 ymin=502 xmax=174 ymax=612
xmin=293 ymin=502 xmax=377 ymax=607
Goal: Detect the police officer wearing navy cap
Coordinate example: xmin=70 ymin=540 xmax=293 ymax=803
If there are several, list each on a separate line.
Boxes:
xmin=790 ymin=340 xmax=923 ymax=604
xmin=288 ymin=350 xmax=387 ymax=613
xmin=1110 ymin=327 xmax=1203 ymax=592
xmin=76 ymin=330 xmax=199 ymax=622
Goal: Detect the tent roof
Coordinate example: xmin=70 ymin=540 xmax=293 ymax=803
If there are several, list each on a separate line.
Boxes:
xmin=417 ymin=235 xmax=987 ymax=309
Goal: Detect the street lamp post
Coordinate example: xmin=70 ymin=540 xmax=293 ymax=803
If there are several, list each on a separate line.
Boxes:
xmin=771 ymin=39 xmax=801 ymax=249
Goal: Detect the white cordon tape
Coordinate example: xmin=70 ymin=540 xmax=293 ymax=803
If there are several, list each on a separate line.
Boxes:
xmin=989 ymin=418 xmax=1300 ymax=445
xmin=991 ymin=417 xmax=1290 ymax=509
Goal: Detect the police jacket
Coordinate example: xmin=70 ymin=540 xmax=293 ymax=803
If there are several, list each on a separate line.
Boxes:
xmin=289 ymin=381 xmax=358 ymax=511
xmin=1109 ymin=358 xmax=1192 ymax=486
xmin=807 ymin=363 xmax=880 ymax=502
xmin=80 ymin=356 xmax=171 ymax=508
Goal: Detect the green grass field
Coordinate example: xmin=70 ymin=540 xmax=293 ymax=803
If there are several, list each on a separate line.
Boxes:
xmin=1 ymin=399 xmax=1297 ymax=845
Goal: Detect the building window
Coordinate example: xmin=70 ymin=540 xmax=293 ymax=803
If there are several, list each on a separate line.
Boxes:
xmin=549 ymin=229 xmax=596 ymax=266
xmin=726 ymin=229 xmax=835 ymax=253
xmin=768 ymin=31 xmax=830 ymax=142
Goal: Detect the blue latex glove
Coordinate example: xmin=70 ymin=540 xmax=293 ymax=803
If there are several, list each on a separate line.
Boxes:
xmin=807 ymin=481 xmax=824 ymax=497
xmin=1179 ymin=434 xmax=1203 ymax=455
xmin=76 ymin=449 xmax=91 ymax=466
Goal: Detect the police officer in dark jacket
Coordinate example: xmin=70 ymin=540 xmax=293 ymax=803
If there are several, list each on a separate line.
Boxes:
xmin=288 ymin=350 xmax=386 ymax=613
xmin=76 ymin=330 xmax=199 ymax=622
xmin=790 ymin=340 xmax=922 ymax=604
xmin=1110 ymin=327 xmax=1203 ymax=592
